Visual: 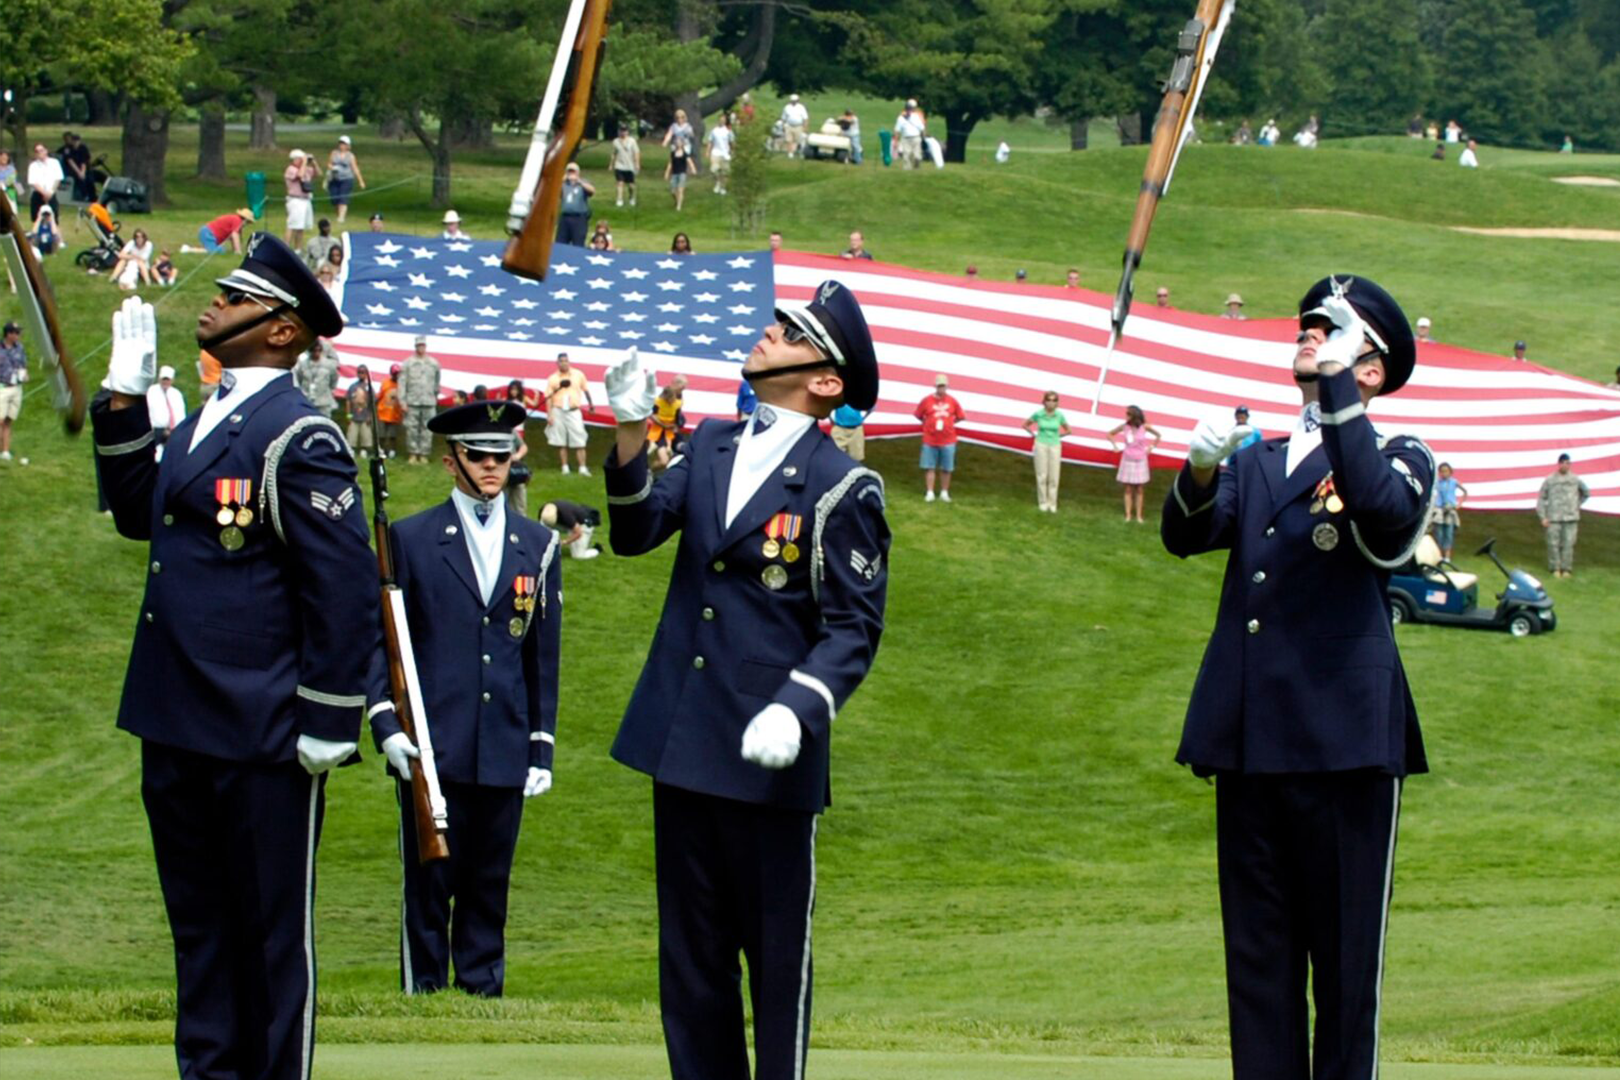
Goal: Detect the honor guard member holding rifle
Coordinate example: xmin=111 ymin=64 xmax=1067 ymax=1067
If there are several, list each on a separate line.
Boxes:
xmin=601 ymin=280 xmax=890 ymax=1080
xmin=90 ymin=234 xmax=375 ymax=1080
xmin=368 ymin=400 xmax=562 ymax=996
xmin=1162 ymin=275 xmax=1433 ymax=1080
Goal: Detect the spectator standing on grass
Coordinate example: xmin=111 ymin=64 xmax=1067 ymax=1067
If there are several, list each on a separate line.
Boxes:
xmin=646 ymin=375 xmax=687 ymax=469
xmin=61 ymin=131 xmax=94 ymax=202
xmin=0 ymin=149 xmax=19 ymax=208
xmin=840 ymin=108 xmax=864 ymax=164
xmin=347 ymin=366 xmax=375 ymax=456
xmin=1445 ymin=119 xmax=1462 ymax=143
xmin=144 ymin=365 xmax=187 ymax=461
xmin=781 ymin=94 xmax=809 ymax=157
xmin=505 ymin=379 xmax=534 ymax=516
xmin=377 ymin=364 xmax=405 ymax=458
xmin=964 ymin=264 xmax=979 ymax=280
xmin=894 ymin=101 xmax=925 ymax=169
xmin=1227 ymin=405 xmax=1263 ymax=459
xmin=1065 ymin=269 xmax=1082 ymax=291
xmin=544 ymin=352 xmax=593 ymax=476
xmin=1512 ymin=339 xmax=1528 ymax=362
xmin=662 ymin=109 xmax=696 ymax=159
xmin=110 ymin=227 xmax=156 ymax=289
xmin=441 ymin=210 xmax=471 ymax=241
xmin=665 ymin=141 xmax=692 ymax=212
xmin=284 ymin=150 xmax=316 ymax=251
xmin=1560 ymin=134 xmax=1574 ymax=153
xmin=612 ymin=125 xmax=641 ymax=207
xmin=1459 ymin=139 xmax=1479 ymax=168
xmin=768 ymin=231 xmax=783 ymax=253
xmin=26 ymin=143 xmax=63 ymax=224
xmin=325 ymin=135 xmax=365 ymax=224
xmin=1416 ymin=316 xmax=1432 ymax=343
xmin=401 ymin=336 xmax=443 ymax=464
xmin=1257 ymin=119 xmax=1279 ymax=147
xmin=1430 ymin=462 xmax=1466 ymax=561
xmin=305 ymin=218 xmax=340 ymax=269
xmin=1024 ymin=391 xmax=1071 ymax=513
xmin=915 ymin=374 xmax=964 ymax=502
xmin=1108 ymin=404 xmax=1161 ymax=523
xmin=841 ymin=230 xmax=872 ymax=260
xmin=369 ymin=212 xmax=386 ymax=232
xmin=1156 ymin=286 xmax=1171 ymax=307
xmin=302 ymin=340 xmax=341 ymax=422
xmin=1538 ymin=454 xmax=1589 ymax=578
xmin=589 ymin=221 xmax=615 ymax=251
xmin=670 ymin=232 xmax=693 ymax=255
xmin=555 ymin=163 xmax=594 ymax=246
xmin=1221 ymin=293 xmax=1247 ymax=320
xmin=0 ymin=322 xmax=28 ymax=463
xmin=995 ymin=140 xmax=1011 ymax=163
xmin=707 ymin=112 xmax=734 ymax=195
xmin=829 ymin=402 xmax=867 ymax=461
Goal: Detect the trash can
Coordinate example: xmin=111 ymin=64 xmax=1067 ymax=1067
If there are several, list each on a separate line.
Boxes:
xmin=879 ymin=130 xmax=893 ymax=167
xmin=244 ymin=171 xmax=267 ymax=222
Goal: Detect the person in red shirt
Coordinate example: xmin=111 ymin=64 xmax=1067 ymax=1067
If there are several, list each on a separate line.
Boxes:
xmin=914 ymin=374 xmax=965 ymax=502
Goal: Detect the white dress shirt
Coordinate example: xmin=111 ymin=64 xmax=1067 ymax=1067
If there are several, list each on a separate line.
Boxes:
xmin=1285 ymin=402 xmax=1323 ymax=478
xmin=189 ymin=367 xmax=291 ymax=451
xmin=724 ymin=403 xmax=815 ymax=528
xmin=146 ymin=383 xmax=187 ymax=432
xmin=451 ymin=485 xmax=507 ymax=606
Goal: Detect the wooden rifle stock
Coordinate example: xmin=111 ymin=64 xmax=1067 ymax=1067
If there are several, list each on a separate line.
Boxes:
xmin=366 ymin=375 xmax=450 ymax=864
xmin=502 ymin=0 xmax=613 ymax=282
xmin=0 ymin=194 xmax=87 ymax=433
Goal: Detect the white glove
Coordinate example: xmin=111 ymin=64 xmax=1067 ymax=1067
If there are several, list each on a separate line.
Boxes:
xmin=103 ymin=296 xmax=158 ymax=396
xmin=604 ymin=348 xmax=658 ymax=423
xmin=1187 ymin=419 xmax=1254 ymax=469
xmin=1311 ymin=294 xmax=1370 ymax=371
xmin=524 ymin=767 xmax=553 ymax=798
xmin=740 ymin=703 xmax=803 ymax=770
xmin=297 ymin=734 xmax=357 ymax=775
xmin=381 ymin=731 xmax=419 ymax=776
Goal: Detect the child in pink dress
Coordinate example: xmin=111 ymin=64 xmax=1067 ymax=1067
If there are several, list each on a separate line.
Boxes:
xmin=1107 ymin=405 xmax=1162 ymax=522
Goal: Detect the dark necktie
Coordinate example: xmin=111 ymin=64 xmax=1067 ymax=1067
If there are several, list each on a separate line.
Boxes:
xmin=752 ymin=405 xmax=777 ymax=436
xmin=475 ymin=500 xmax=492 ymax=523
xmin=1302 ymin=403 xmax=1321 ymax=433
xmin=216 ymin=370 xmax=237 ymax=401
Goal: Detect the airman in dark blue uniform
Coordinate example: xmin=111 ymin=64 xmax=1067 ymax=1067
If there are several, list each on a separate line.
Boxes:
xmin=1162 ymin=275 xmax=1433 ymax=1080
xmin=367 ymin=400 xmax=562 ymax=997
xmin=601 ymin=281 xmax=889 ymax=1080
xmin=92 ymin=235 xmax=373 ymax=1080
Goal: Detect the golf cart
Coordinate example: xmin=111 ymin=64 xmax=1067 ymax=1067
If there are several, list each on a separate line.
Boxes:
xmin=1387 ymin=536 xmax=1555 ymax=637
xmin=804 ymin=119 xmax=853 ymax=162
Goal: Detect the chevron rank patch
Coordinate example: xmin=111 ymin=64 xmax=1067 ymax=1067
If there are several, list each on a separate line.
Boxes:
xmin=849 ymin=550 xmax=882 ymax=581
xmin=310 ymin=487 xmax=356 ymax=520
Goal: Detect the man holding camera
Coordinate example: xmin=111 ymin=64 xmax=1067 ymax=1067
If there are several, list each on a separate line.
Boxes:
xmin=545 ymin=352 xmax=594 ymax=475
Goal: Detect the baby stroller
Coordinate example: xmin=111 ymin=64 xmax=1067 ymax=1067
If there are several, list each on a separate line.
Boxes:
xmin=75 ymin=204 xmax=122 ymax=272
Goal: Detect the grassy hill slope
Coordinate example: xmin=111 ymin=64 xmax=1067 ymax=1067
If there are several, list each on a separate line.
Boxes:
xmin=0 ymin=122 xmax=1616 ymax=1066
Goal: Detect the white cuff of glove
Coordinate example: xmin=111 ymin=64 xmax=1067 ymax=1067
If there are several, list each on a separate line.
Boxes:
xmin=740 ymin=703 xmax=803 ymax=770
xmin=524 ymin=767 xmax=553 ymax=798
xmin=297 ymin=734 xmax=357 ymax=775
xmin=381 ymin=732 xmax=419 ymax=776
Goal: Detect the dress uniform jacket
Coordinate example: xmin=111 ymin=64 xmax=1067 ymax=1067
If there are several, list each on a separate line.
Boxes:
xmin=604 ymin=418 xmax=889 ymax=813
xmin=1161 ymin=368 xmax=1433 ymax=777
xmin=92 ymin=376 xmax=380 ymax=759
xmin=369 ymin=500 xmax=561 ymax=783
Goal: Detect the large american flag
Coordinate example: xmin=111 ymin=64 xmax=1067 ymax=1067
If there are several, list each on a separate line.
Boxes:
xmin=335 ymin=234 xmax=1620 ymax=514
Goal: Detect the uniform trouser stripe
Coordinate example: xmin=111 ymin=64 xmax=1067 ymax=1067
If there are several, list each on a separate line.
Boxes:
xmin=1369 ymin=779 xmax=1403 ymax=1080
xmin=299 ymin=775 xmax=321 ymax=1080
xmin=793 ymin=818 xmax=818 ymax=1080
xmin=398 ymin=784 xmax=415 ymax=995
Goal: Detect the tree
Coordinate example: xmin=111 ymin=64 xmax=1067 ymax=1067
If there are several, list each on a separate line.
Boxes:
xmin=1201 ymin=0 xmax=1328 ymax=131
xmin=333 ymin=0 xmax=555 ymax=207
xmin=596 ymin=26 xmax=742 ymax=132
xmin=1433 ymin=0 xmax=1548 ymax=144
xmin=1312 ymin=0 xmax=1430 ymax=135
xmin=76 ymin=0 xmax=192 ymax=205
xmin=856 ymin=0 xmax=1058 ymax=162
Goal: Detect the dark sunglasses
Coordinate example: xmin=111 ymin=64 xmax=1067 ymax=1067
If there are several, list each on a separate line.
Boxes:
xmin=780 ymin=320 xmax=814 ymax=346
xmin=460 ymin=448 xmax=512 ymax=464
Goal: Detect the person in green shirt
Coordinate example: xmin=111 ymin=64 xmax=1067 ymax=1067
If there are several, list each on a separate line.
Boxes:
xmin=1023 ymin=391 xmax=1072 ymax=512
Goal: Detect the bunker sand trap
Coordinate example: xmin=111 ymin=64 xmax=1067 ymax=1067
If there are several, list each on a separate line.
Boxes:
xmin=1550 ymin=175 xmax=1620 ymax=186
xmin=1292 ymin=209 xmax=1620 ymax=242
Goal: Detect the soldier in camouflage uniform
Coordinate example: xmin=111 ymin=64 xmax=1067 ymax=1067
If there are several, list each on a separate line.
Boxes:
xmin=400 ymin=336 xmax=443 ymax=464
xmin=293 ymin=340 xmax=341 ymax=420
xmin=1537 ymin=453 xmax=1590 ymax=578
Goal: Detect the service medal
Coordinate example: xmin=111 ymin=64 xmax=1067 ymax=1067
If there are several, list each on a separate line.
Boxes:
xmin=781 ymin=542 xmax=800 ymax=563
xmin=509 ymin=616 xmax=526 ymax=638
xmin=762 ymin=538 xmax=781 ymax=559
xmin=1325 ymin=494 xmax=1344 ymax=514
xmin=219 ymin=525 xmax=244 ymax=551
xmin=235 ymin=506 xmax=254 ymax=527
xmin=1309 ymin=499 xmax=1324 ymax=515
xmin=761 ymin=564 xmax=789 ymax=590
xmin=216 ymin=507 xmax=236 ymax=526
xmin=1312 ymin=522 xmax=1339 ymax=551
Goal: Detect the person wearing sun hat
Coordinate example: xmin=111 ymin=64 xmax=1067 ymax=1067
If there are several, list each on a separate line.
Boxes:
xmin=1162 ymin=272 xmax=1433 ymax=1080
xmin=88 ymin=232 xmax=375 ymax=1080
xmin=599 ymin=279 xmax=888 ymax=1080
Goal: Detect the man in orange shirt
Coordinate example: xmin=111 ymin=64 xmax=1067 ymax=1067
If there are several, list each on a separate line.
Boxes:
xmin=376 ymin=363 xmax=405 ymax=458
xmin=197 ymin=349 xmax=223 ymax=399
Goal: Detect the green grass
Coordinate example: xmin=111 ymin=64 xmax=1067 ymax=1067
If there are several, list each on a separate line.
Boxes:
xmin=1 ymin=121 xmax=1617 ymax=1068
